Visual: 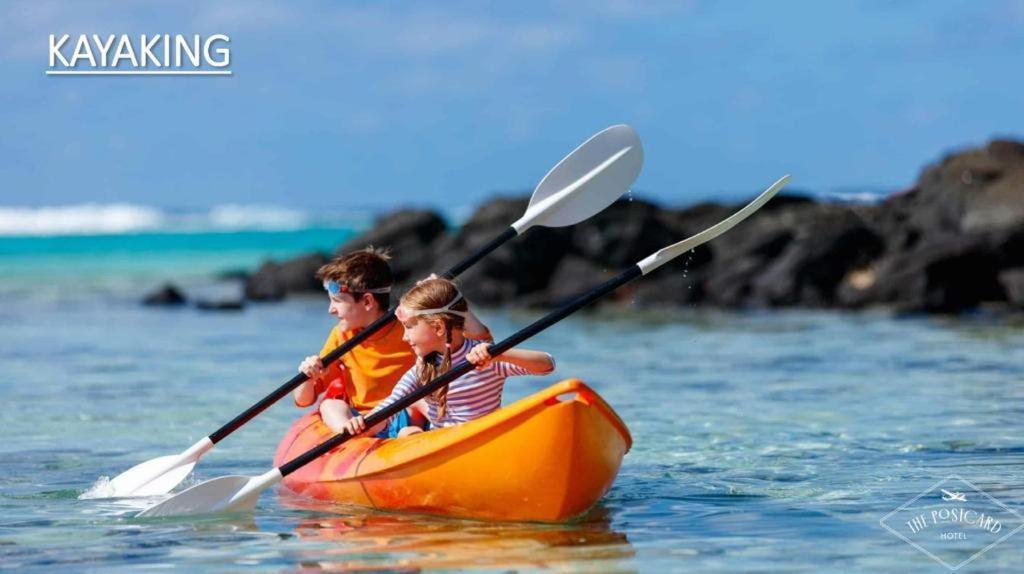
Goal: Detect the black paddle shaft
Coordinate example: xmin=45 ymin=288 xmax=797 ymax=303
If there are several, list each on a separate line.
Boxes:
xmin=278 ymin=264 xmax=643 ymax=477
xmin=208 ymin=227 xmax=518 ymax=444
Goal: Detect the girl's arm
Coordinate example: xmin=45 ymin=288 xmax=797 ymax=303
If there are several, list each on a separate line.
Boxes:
xmin=466 ymin=344 xmax=555 ymax=374
xmin=463 ymin=307 xmax=492 ymax=341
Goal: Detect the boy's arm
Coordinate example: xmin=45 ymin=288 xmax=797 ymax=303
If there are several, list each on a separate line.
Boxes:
xmin=294 ymin=328 xmax=345 ymax=408
xmin=293 ymin=379 xmax=317 ymax=407
xmin=293 ymin=363 xmax=339 ymax=407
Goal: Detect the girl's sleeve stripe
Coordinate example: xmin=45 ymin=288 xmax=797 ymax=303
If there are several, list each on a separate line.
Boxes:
xmin=368 ymin=368 xmax=418 ymax=418
xmin=496 ymin=360 xmax=538 ymax=377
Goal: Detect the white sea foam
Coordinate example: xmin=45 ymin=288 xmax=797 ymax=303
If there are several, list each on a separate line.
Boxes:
xmin=0 ymin=203 xmax=355 ymax=236
xmin=208 ymin=204 xmax=308 ymax=231
xmin=0 ymin=204 xmax=165 ymax=236
xmin=809 ymin=190 xmax=887 ymax=204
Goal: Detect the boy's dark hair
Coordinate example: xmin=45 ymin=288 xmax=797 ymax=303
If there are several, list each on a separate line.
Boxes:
xmin=316 ymin=247 xmax=393 ymax=309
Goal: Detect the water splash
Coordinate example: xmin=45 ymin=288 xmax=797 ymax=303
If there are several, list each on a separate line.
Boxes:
xmin=78 ymin=476 xmax=115 ymax=499
xmin=78 ymin=471 xmax=201 ymax=500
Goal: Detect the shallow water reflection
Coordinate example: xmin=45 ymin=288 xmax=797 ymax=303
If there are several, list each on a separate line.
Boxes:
xmin=279 ymin=498 xmax=633 ymax=572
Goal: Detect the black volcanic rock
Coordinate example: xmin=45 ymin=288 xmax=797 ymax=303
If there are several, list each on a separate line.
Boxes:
xmin=571 ymin=198 xmax=679 ymax=268
xmin=195 ymin=299 xmax=245 ymax=311
xmin=523 ymin=255 xmax=615 ymax=307
xmin=337 ymin=209 xmax=448 ymax=284
xmin=240 ymin=210 xmax=448 ymax=303
xmin=222 ymin=138 xmax=1024 ymax=314
xmin=428 ymin=196 xmax=696 ymax=307
xmin=142 ymin=283 xmax=187 ymax=306
xmin=999 ymin=268 xmax=1024 ymax=308
xmin=430 ymin=197 xmax=573 ymax=304
xmin=747 ymin=204 xmax=885 ymax=307
xmin=832 ymin=140 xmax=1024 ymax=312
xmin=245 ymin=253 xmax=329 ymax=301
xmin=836 ymin=233 xmax=1005 ymax=313
xmin=867 ymin=140 xmax=1024 ymax=248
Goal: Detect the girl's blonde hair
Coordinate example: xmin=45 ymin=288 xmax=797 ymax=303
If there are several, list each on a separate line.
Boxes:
xmin=399 ymin=277 xmax=468 ymax=418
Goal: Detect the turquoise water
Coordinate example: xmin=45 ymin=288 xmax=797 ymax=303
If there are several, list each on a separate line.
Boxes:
xmin=0 ymin=228 xmax=356 ymax=307
xmin=0 ymin=228 xmax=356 ymax=279
xmin=1 ymin=230 xmax=1023 ymax=572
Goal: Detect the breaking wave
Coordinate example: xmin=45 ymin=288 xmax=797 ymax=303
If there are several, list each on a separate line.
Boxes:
xmin=0 ymin=204 xmax=364 ymax=236
xmin=808 ymin=189 xmax=888 ymax=204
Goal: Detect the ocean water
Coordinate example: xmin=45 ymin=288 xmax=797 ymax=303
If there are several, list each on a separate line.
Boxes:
xmin=1 ymin=225 xmax=1023 ymax=572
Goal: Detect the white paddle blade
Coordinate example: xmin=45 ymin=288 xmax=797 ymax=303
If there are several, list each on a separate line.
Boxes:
xmin=637 ymin=175 xmax=791 ymax=275
xmin=107 ymin=455 xmax=197 ymax=497
xmin=135 ymin=469 xmax=282 ymax=518
xmin=106 ymin=437 xmax=214 ymax=497
xmin=136 ymin=476 xmax=251 ymax=517
xmin=513 ymin=124 xmax=643 ymax=233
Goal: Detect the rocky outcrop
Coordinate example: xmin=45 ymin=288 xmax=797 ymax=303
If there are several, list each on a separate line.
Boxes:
xmin=1000 ymin=267 xmax=1024 ymax=308
xmin=834 ymin=140 xmax=1024 ymax=312
xmin=336 ymin=209 xmax=447 ymax=285
xmin=142 ymin=283 xmax=187 ymax=306
xmin=429 ymin=197 xmax=572 ymax=304
xmin=195 ymin=299 xmax=245 ymax=311
xmin=245 ymin=253 xmax=329 ymax=301
xmin=142 ymin=281 xmax=247 ymax=311
xmin=233 ymin=138 xmax=1024 ymax=314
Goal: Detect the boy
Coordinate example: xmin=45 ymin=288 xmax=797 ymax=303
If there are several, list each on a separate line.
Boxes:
xmin=294 ymin=248 xmax=490 ymax=436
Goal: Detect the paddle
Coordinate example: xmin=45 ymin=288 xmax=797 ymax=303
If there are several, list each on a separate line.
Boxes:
xmin=105 ymin=125 xmax=644 ymax=497
xmin=136 ymin=174 xmax=791 ymax=517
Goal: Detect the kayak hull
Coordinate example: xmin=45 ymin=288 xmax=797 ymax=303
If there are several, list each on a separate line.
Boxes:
xmin=273 ymin=379 xmax=631 ymax=522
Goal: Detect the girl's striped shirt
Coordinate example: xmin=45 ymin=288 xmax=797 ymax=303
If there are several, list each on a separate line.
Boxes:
xmin=367 ymin=338 xmax=554 ymax=428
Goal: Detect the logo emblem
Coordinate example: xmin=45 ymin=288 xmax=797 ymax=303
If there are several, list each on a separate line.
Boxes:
xmin=941 ymin=489 xmax=967 ymax=503
xmin=880 ymin=475 xmax=1023 ymax=571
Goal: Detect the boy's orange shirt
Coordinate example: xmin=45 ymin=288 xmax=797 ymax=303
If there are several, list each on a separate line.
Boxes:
xmin=315 ymin=320 xmax=416 ymax=411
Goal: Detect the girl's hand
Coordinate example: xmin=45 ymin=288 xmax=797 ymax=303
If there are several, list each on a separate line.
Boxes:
xmin=466 ymin=343 xmax=493 ymax=370
xmin=343 ymin=415 xmax=367 ymax=436
xmin=416 ymin=273 xmax=440 ymax=286
xmin=299 ymin=355 xmax=325 ymax=380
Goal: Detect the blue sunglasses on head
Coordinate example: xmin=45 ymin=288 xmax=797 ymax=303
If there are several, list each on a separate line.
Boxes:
xmin=323 ymin=280 xmax=391 ymax=300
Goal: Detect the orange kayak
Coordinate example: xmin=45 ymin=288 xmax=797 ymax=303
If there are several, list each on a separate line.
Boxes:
xmin=273 ymin=379 xmax=632 ymax=522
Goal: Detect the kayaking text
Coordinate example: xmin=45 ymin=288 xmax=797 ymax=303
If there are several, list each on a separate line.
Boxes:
xmin=47 ymin=34 xmax=232 ymax=76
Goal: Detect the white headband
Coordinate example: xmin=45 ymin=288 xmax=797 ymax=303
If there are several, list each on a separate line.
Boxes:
xmin=395 ymin=292 xmax=469 ymax=321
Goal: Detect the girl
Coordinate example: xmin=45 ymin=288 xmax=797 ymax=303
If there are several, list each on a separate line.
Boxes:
xmin=343 ymin=277 xmax=554 ymax=438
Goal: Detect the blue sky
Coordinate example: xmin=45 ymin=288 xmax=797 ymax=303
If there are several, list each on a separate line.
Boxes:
xmin=1 ymin=0 xmax=1022 ymax=210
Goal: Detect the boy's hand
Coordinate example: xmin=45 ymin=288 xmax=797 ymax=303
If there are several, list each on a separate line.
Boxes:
xmin=466 ymin=343 xmax=493 ymax=370
xmin=299 ymin=355 xmax=326 ymax=380
xmin=343 ymin=415 xmax=367 ymax=436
